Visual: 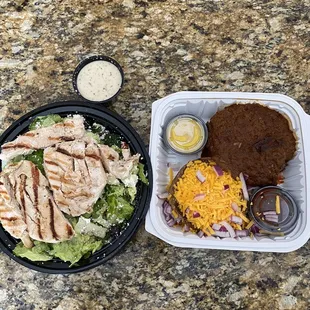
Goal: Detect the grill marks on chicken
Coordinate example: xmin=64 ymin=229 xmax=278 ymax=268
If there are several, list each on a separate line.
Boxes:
xmin=0 ymin=115 xmax=85 ymax=161
xmin=0 ymin=173 xmax=33 ymax=248
xmin=44 ymin=140 xmax=107 ymax=217
xmin=0 ymin=161 xmax=74 ymax=245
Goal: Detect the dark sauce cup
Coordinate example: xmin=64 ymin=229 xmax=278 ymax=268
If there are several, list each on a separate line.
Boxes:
xmin=249 ymin=186 xmax=299 ymax=236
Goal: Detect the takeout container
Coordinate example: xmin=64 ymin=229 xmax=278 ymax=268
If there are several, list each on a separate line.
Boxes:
xmin=146 ymin=92 xmax=310 ymax=253
xmin=0 ymin=101 xmax=152 ymax=274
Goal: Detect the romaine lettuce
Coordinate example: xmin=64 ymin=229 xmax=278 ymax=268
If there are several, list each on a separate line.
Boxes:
xmin=138 ymin=163 xmax=149 ymax=185
xmin=75 ymin=217 xmax=107 ymax=239
xmin=13 ymin=241 xmax=53 ymax=261
xmin=50 ymin=234 xmax=103 ymax=266
xmin=29 ymin=114 xmax=63 ymax=130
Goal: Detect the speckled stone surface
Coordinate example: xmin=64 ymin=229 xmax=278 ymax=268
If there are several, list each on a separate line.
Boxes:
xmin=0 ymin=0 xmax=310 ymax=309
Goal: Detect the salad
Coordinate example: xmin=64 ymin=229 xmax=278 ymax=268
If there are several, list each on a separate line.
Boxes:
xmin=0 ymin=114 xmax=148 ymax=266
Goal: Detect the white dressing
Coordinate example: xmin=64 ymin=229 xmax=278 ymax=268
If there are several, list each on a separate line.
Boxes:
xmin=77 ymin=60 xmax=122 ymax=101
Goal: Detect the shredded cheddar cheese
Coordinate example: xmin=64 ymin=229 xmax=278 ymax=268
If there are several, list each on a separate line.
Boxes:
xmin=173 ymin=160 xmax=247 ymax=233
xmin=246 ymin=220 xmax=254 ymax=230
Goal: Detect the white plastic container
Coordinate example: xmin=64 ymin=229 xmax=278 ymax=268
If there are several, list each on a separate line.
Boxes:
xmin=146 ymin=92 xmax=310 ymax=252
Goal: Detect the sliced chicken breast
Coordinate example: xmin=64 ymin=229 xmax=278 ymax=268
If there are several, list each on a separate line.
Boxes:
xmin=0 ymin=174 xmax=33 ymax=248
xmin=3 ymin=161 xmax=74 ymax=243
xmin=0 ymin=115 xmax=85 ymax=161
xmin=100 ymin=145 xmax=140 ymax=180
xmin=44 ymin=140 xmax=107 ymax=217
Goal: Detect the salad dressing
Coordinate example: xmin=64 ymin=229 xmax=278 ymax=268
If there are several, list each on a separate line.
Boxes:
xmin=167 ymin=117 xmax=205 ymax=153
xmin=76 ymin=60 xmax=122 ymax=101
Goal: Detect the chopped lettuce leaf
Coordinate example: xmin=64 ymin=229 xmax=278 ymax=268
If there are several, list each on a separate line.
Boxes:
xmin=75 ymin=217 xmax=108 ymax=239
xmin=107 ymin=174 xmax=120 ymax=185
xmin=106 ymin=196 xmax=134 ymax=225
xmin=105 ymin=184 xmax=126 ymax=197
xmin=11 ymin=150 xmax=44 ymax=174
xmin=101 ymin=133 xmax=122 ymax=148
xmin=91 ymin=198 xmax=108 ymax=219
xmin=89 ymin=198 xmax=111 ymax=227
xmin=65 ymin=215 xmax=79 ymax=227
xmin=85 ymin=131 xmax=101 ymax=144
xmin=29 ymin=114 xmax=63 ymax=130
xmin=14 ymin=233 xmax=103 ymax=266
xmin=111 ymin=145 xmax=122 ymax=155
xmin=50 ymin=234 xmax=103 ymax=266
xmin=25 ymin=150 xmax=44 ymax=173
xmin=91 ymin=123 xmax=105 ymax=135
xmin=138 ymin=163 xmax=149 ymax=185
xmin=13 ymin=241 xmax=53 ymax=261
xmin=126 ymin=187 xmax=137 ymax=203
xmin=131 ymin=164 xmax=139 ymax=175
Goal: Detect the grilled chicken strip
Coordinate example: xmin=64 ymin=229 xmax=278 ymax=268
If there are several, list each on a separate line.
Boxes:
xmin=3 ymin=161 xmax=74 ymax=243
xmin=0 ymin=115 xmax=85 ymax=161
xmin=100 ymin=145 xmax=140 ymax=180
xmin=0 ymin=174 xmax=33 ymax=248
xmin=44 ymin=140 xmax=107 ymax=217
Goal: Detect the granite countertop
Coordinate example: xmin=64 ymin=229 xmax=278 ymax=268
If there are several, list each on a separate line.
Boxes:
xmin=0 ymin=0 xmax=310 ymax=309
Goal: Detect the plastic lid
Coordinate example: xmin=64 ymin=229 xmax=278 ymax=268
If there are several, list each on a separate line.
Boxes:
xmin=249 ymin=186 xmax=299 ymax=235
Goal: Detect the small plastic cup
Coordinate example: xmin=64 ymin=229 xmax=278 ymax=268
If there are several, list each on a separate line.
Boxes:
xmin=163 ymin=114 xmax=208 ymax=155
xmin=72 ymin=55 xmax=124 ymax=104
xmin=249 ymin=186 xmax=299 ymax=235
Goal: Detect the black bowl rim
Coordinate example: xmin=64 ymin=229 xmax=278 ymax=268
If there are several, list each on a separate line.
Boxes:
xmin=72 ymin=55 xmax=125 ymax=104
xmin=0 ymin=101 xmax=152 ymax=274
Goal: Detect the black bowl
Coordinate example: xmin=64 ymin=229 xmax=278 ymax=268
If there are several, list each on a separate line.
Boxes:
xmin=0 ymin=101 xmax=152 ymax=274
xmin=72 ymin=55 xmax=124 ymax=104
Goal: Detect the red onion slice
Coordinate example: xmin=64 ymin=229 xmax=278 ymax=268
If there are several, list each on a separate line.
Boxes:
xmin=193 ymin=211 xmax=201 ymax=218
xmin=219 ymin=221 xmax=236 ymax=238
xmin=213 ymin=165 xmax=224 ymax=177
xmin=235 ymin=230 xmax=249 ymax=237
xmin=239 ymin=172 xmax=249 ymax=201
xmin=196 ymin=170 xmax=206 ymax=183
xmin=250 ymin=225 xmax=260 ymax=234
xmin=231 ymin=202 xmax=240 ymax=212
xmin=194 ymin=193 xmax=206 ymax=201
xmin=157 ymin=193 xmax=169 ymax=199
xmin=163 ymin=203 xmax=172 ymax=215
xmin=223 ymin=185 xmax=230 ymax=191
xmin=230 ymin=215 xmax=243 ymax=225
xmin=265 ymin=215 xmax=279 ymax=223
xmin=183 ymin=224 xmax=190 ymax=232
xmin=215 ymin=231 xmax=230 ymax=238
xmin=165 ymin=215 xmax=172 ymax=221
xmin=197 ymin=230 xmax=204 ymax=238
xmin=212 ymin=223 xmax=222 ymax=231
xmin=263 ymin=211 xmax=277 ymax=216
xmin=219 ymin=226 xmax=228 ymax=232
xmin=167 ymin=218 xmax=176 ymax=227
xmin=176 ymin=217 xmax=182 ymax=224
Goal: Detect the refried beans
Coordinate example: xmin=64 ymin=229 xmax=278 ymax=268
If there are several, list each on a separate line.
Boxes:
xmin=202 ymin=104 xmax=297 ymax=186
